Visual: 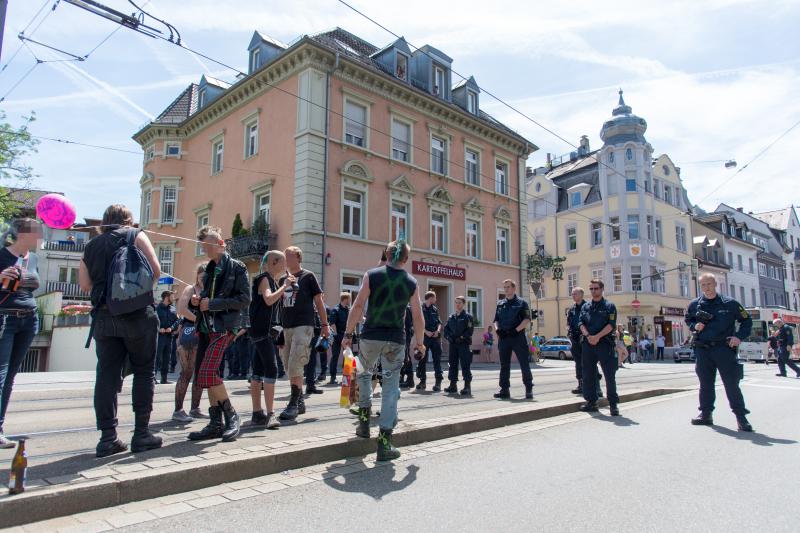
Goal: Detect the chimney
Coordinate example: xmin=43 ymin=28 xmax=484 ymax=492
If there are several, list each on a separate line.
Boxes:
xmin=579 ymin=135 xmax=590 ymax=153
xmin=546 ymin=153 xmax=551 ymax=165
xmin=737 ymin=207 xmax=743 ymax=212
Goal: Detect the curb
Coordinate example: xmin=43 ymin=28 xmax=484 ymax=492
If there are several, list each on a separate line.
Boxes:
xmin=0 ymin=388 xmax=683 ymax=527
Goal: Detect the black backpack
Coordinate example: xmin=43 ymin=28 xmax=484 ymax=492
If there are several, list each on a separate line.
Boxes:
xmin=105 ymin=229 xmax=156 ymax=316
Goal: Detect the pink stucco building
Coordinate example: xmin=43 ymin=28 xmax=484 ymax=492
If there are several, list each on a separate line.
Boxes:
xmin=133 ymin=28 xmax=537 ymax=360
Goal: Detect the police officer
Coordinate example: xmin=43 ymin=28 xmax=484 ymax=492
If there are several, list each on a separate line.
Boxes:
xmin=578 ymin=279 xmax=619 ymax=415
xmin=400 ymin=305 xmax=415 ymax=389
xmin=772 ymin=319 xmax=799 ymax=378
xmin=443 ymin=296 xmax=475 ymax=396
xmin=567 ymin=287 xmax=587 ymax=395
xmin=685 ymin=273 xmax=753 ymax=431
xmin=493 ymin=279 xmax=534 ymax=400
xmin=417 ymin=291 xmax=444 ymax=392
xmin=327 ymin=293 xmax=351 ymax=385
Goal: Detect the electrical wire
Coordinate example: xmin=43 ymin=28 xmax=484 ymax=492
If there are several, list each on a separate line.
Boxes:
xmin=0 ymin=0 xmax=53 ymax=75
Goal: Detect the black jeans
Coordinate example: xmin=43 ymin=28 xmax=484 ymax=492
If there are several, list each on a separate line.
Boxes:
xmin=235 ymin=336 xmax=252 ymax=376
xmin=93 ymin=306 xmax=158 ymax=431
xmin=447 ymin=342 xmax=472 ymax=383
xmin=155 ymin=334 xmax=172 ymax=379
xmin=0 ymin=312 xmax=39 ymax=432
xmin=582 ymin=339 xmax=618 ymax=405
xmin=777 ymin=348 xmax=800 ymax=376
xmin=570 ymin=335 xmax=582 ymax=381
xmin=498 ymin=332 xmax=533 ymax=389
xmin=695 ymin=345 xmax=747 ymax=415
xmin=329 ymin=335 xmax=344 ymax=380
xmin=416 ymin=336 xmax=443 ymax=382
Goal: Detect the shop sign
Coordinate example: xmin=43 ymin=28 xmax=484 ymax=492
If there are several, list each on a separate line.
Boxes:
xmin=661 ymin=306 xmax=685 ymax=316
xmin=412 ymin=261 xmax=466 ymax=280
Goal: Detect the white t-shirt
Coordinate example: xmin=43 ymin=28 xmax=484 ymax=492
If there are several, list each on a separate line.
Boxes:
xmin=656 ymin=335 xmax=666 ymax=348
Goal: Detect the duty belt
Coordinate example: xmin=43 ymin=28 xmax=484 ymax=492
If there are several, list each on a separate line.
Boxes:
xmin=693 ymin=339 xmax=730 ymax=348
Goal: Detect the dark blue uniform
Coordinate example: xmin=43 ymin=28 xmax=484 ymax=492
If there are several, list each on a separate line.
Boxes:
xmin=566 ymin=300 xmax=586 ymax=384
xmin=155 ymin=302 xmax=179 ymax=382
xmin=417 ymin=303 xmax=443 ymax=386
xmin=400 ymin=306 xmax=415 ymax=386
xmin=775 ymin=324 xmax=800 ymax=377
xmin=579 ymin=298 xmax=618 ymax=405
xmin=494 ymin=295 xmax=533 ymax=391
xmin=328 ymin=303 xmax=350 ymax=382
xmin=444 ymin=310 xmax=475 ymax=384
xmin=685 ymin=294 xmax=751 ymax=415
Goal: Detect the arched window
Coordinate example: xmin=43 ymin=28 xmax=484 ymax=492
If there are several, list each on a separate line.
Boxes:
xmin=662 ymin=164 xmax=670 ymax=175
xmin=608 ymin=151 xmax=615 ymax=164
xmin=626 ymin=148 xmax=633 ymax=161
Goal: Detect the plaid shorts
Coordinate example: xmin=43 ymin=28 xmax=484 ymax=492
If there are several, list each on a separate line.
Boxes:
xmin=196 ymin=332 xmax=233 ymax=388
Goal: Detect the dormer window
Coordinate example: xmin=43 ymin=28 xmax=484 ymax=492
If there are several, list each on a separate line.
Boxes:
xmin=250 ymin=48 xmax=260 ymax=73
xmin=396 ymin=53 xmax=408 ymax=81
xmin=198 ymin=89 xmax=207 ymax=109
xmin=467 ymin=90 xmax=478 ymax=114
xmin=570 ymin=191 xmax=582 ymax=208
xmin=433 ymin=66 xmax=445 ymax=96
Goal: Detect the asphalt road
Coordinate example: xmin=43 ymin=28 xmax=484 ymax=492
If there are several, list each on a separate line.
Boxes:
xmin=116 ymin=372 xmax=800 ymax=533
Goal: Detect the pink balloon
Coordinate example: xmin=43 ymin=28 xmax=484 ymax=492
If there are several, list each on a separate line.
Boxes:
xmin=36 ymin=193 xmax=77 ymax=229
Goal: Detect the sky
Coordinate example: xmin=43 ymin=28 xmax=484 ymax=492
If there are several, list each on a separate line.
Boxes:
xmin=1 ymin=0 xmax=799 ymax=221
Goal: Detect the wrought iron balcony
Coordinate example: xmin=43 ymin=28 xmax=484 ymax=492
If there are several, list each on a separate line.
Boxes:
xmin=225 ymin=233 xmax=276 ymax=262
xmin=46 ymin=281 xmax=90 ymax=300
xmin=42 ymin=241 xmax=87 ymax=253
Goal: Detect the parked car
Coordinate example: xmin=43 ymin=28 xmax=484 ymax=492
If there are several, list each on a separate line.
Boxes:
xmin=673 ymin=342 xmax=695 ymax=363
xmin=539 ymin=337 xmax=572 ymax=360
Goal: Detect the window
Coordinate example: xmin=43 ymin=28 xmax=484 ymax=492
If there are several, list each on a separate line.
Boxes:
xmin=433 ymin=66 xmax=445 ymax=95
xmin=250 ymin=48 xmax=260 ymax=72
xmin=608 ymin=151 xmax=615 ymax=164
xmin=431 ymin=136 xmax=447 ymax=175
xmin=570 ymin=191 xmax=582 ymax=208
xmin=567 ymin=272 xmax=578 ymax=294
xmin=496 ymin=227 xmax=509 ymax=263
xmin=646 ymin=216 xmax=653 ymax=241
xmin=566 ymin=227 xmax=577 ymax=252
xmin=345 ymin=101 xmax=367 ymax=147
xmin=159 ymin=247 xmax=173 ymax=276
xmin=792 ymin=263 xmax=795 ymax=281
xmin=161 ymin=186 xmax=176 ymax=223
xmin=680 ymin=273 xmax=690 ymax=298
xmin=396 ymin=53 xmax=408 ymax=81
xmin=759 ymin=262 xmax=767 ymax=276
xmin=145 ymin=144 xmax=155 ymax=162
xmin=196 ymin=212 xmax=209 ymax=256
xmin=465 ymin=149 xmax=479 ymax=185
xmin=465 ymin=219 xmax=480 ymax=258
xmin=391 ymin=202 xmax=409 ymax=242
xmin=653 ymin=179 xmax=661 ymax=199
xmin=628 ymin=215 xmax=640 ymax=240
xmin=751 ymin=289 xmax=757 ymax=308
xmin=748 ymin=258 xmax=754 ymax=274
xmin=730 ymin=284 xmax=736 ymax=298
xmin=165 ymin=143 xmax=180 ymax=157
xmin=612 ymin=267 xmax=623 ymax=292
xmin=391 ymin=119 xmax=411 ymax=162
xmin=212 ymin=139 xmax=224 ymax=174
xmin=198 ymin=89 xmax=206 ymax=108
xmin=466 ymin=288 xmax=482 ymax=325
xmin=467 ymin=91 xmax=478 ymax=114
xmin=142 ymin=191 xmax=152 ymax=225
xmin=631 ymin=265 xmax=642 ymax=292
xmin=591 ymin=222 xmax=603 ymax=247
xmin=675 ymin=225 xmax=687 ymax=252
xmin=739 ymin=286 xmax=746 ymax=306
xmin=431 ymin=212 xmax=447 ymax=252
xmin=655 ymin=219 xmax=663 ymax=245
xmin=245 ymin=121 xmax=258 ymax=158
xmin=737 ymin=254 xmax=743 ymax=271
xmin=626 ymin=176 xmax=637 ymax=192
xmin=58 ymin=266 xmax=68 ymax=283
xmin=728 ymin=252 xmax=733 ymax=267
xmin=664 ymin=186 xmax=673 ymax=205
xmin=256 ymin=192 xmax=270 ymax=224
xmin=495 ymin=161 xmax=509 ymax=195
xmin=626 ymin=148 xmax=633 ymax=161
xmin=342 ymin=190 xmax=364 ymax=237
xmin=650 ymin=266 xmax=665 ymax=293
xmin=610 ymin=217 xmax=620 ymax=242
xmin=662 ymin=164 xmax=670 ymax=176
xmin=592 ymin=268 xmax=604 ymax=284
xmin=341 ymin=273 xmax=362 ymax=303
xmin=532 ymin=199 xmax=546 ymax=219
xmin=644 ymin=173 xmax=651 ymax=193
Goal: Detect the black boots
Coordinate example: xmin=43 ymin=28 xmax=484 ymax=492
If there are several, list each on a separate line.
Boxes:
xmin=279 ymin=385 xmax=302 ymax=421
xmin=525 ymin=385 xmax=534 ymax=400
xmin=188 ymin=405 xmax=223 ymax=440
xmin=415 ymin=381 xmax=426 ymax=391
xmin=131 ymin=413 xmax=163 ymax=453
xmin=96 ymin=428 xmax=128 ymax=458
xmin=432 ymin=377 xmax=442 ymax=392
xmin=460 ymin=382 xmax=471 ymax=396
xmin=220 ymin=399 xmax=240 ymax=442
xmin=443 ymin=381 xmax=458 ymax=394
xmin=306 ymin=384 xmax=324 ymax=395
xmin=356 ymin=407 xmax=371 ymax=438
xmin=400 ymin=377 xmax=414 ymax=389
xmin=736 ymin=414 xmax=753 ymax=432
xmin=691 ymin=412 xmax=713 ymax=426
xmin=579 ymin=401 xmax=599 ymax=412
xmin=493 ymin=388 xmax=510 ymax=399
xmin=571 ymin=379 xmax=583 ymax=395
xmin=609 ymin=404 xmax=620 ymax=417
xmin=376 ymin=429 xmax=400 ymax=461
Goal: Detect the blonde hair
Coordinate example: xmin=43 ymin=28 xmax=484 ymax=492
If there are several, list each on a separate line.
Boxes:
xmin=265 ymin=250 xmax=285 ymax=266
xmin=197 ymin=225 xmax=223 ymax=242
xmin=285 ymin=246 xmax=303 ymax=262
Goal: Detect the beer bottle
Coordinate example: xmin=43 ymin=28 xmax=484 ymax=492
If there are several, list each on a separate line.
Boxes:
xmin=8 ymin=438 xmax=27 ymax=495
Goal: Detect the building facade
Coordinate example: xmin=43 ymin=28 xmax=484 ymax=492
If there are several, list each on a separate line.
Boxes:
xmin=754 ymin=206 xmax=800 ymax=312
xmin=133 ymin=29 xmax=536 ymax=359
xmin=526 ymin=93 xmax=694 ymax=350
xmin=691 ymin=219 xmax=730 ymax=298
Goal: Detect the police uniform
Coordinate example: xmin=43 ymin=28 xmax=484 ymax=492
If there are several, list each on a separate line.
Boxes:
xmin=400 ymin=306 xmax=415 ymax=388
xmin=579 ymin=297 xmax=618 ymax=408
xmin=566 ymin=300 xmax=586 ymax=392
xmin=493 ymin=294 xmax=534 ymax=397
xmin=443 ymin=309 xmax=475 ymax=393
xmin=685 ymin=294 xmax=752 ymax=425
xmin=775 ymin=324 xmax=800 ymax=377
xmin=417 ymin=302 xmax=444 ymax=390
xmin=328 ymin=303 xmax=350 ymax=383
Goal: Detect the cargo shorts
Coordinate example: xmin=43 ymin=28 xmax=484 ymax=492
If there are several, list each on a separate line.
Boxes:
xmin=281 ymin=325 xmax=314 ymax=378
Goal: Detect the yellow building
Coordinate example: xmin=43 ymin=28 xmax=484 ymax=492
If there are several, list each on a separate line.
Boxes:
xmin=526 ymin=92 xmax=694 ymax=352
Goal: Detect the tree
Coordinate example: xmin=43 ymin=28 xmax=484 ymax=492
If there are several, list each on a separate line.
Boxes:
xmin=231 ymin=213 xmax=247 ymax=237
xmin=251 ymin=215 xmax=268 ymax=237
xmin=0 ymin=111 xmax=39 ymax=221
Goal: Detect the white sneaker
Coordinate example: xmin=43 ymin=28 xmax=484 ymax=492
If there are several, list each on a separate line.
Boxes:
xmin=0 ymin=434 xmax=16 ymax=449
xmin=172 ymin=410 xmax=194 ymax=423
xmin=189 ymin=408 xmax=209 ymax=419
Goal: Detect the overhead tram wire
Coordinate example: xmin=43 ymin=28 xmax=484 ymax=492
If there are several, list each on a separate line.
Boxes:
xmin=0 ymin=0 xmax=53 ymax=75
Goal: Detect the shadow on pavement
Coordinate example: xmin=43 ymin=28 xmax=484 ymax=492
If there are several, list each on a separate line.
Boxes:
xmin=711 ymin=425 xmax=798 ymax=446
xmin=592 ymin=413 xmax=640 ymax=427
xmin=323 ymin=460 xmax=419 ymax=500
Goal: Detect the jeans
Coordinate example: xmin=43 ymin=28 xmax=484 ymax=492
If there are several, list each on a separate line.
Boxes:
xmin=582 ymin=339 xmax=618 ymax=404
xmin=235 ymin=336 xmax=252 ymax=377
xmin=777 ymin=348 xmax=800 ymax=376
xmin=498 ymin=332 xmax=533 ymax=389
xmin=358 ymin=339 xmax=403 ymax=431
xmin=447 ymin=342 xmax=472 ymax=382
xmin=329 ymin=335 xmax=344 ymax=380
xmin=656 ymin=346 xmax=664 ymax=360
xmin=0 ymin=312 xmax=38 ymax=432
xmin=694 ymin=345 xmax=747 ymax=415
xmin=93 ymin=306 xmax=158 ymax=431
xmin=400 ymin=339 xmax=413 ymax=383
xmin=416 ymin=337 xmax=443 ymax=382
xmin=155 ymin=334 xmax=172 ymax=379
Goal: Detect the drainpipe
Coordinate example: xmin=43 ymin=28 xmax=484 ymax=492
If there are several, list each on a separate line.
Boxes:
xmin=555 ymin=203 xmax=562 ymax=335
xmin=321 ymin=51 xmax=340 ymax=289
xmin=518 ymin=144 xmax=528 ymax=293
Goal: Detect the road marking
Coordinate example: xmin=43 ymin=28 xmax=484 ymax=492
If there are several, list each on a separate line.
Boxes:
xmin=742 ymin=382 xmax=800 ymax=391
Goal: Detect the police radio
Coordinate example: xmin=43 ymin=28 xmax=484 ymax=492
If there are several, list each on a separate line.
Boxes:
xmin=689 ymin=309 xmax=714 ymax=346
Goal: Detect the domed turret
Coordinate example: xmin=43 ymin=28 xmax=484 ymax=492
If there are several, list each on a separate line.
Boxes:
xmin=600 ymin=90 xmax=647 ymax=147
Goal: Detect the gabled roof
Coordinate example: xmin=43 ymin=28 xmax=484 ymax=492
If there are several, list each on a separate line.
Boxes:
xmin=370 ymin=36 xmax=412 ymax=58
xmin=753 ymin=206 xmax=796 ymax=231
xmin=453 ymin=75 xmax=479 ymax=92
xmin=201 ymin=75 xmax=231 ymax=90
xmin=248 ymin=31 xmax=288 ymax=51
xmin=154 ymin=83 xmax=199 ymax=124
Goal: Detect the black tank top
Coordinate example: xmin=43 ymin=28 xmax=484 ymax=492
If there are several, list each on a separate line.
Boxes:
xmin=361 ymin=265 xmax=417 ymax=344
xmin=249 ymin=272 xmax=278 ymax=338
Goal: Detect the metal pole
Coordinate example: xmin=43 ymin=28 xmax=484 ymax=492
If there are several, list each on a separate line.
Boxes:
xmin=0 ymin=0 xmax=8 ymax=62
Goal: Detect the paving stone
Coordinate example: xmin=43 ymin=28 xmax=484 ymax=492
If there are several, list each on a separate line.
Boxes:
xmin=198 ymin=451 xmax=225 ymax=459
xmin=282 ymin=475 xmax=315 ymax=487
xmin=80 ymin=468 xmax=115 ymax=479
xmin=244 ymin=445 xmax=268 ymax=452
xmin=265 ymin=441 xmax=290 ymax=449
xmin=74 ymin=508 xmax=122 ymax=524
xmin=142 ymin=458 xmax=177 ymax=468
xmin=224 ymin=488 xmax=260 ymax=501
xmin=120 ymin=499 xmax=159 ymax=513
xmin=222 ymin=448 xmax=248 ymax=456
xmin=253 ymin=482 xmax=288 ymax=494
xmin=227 ymin=478 xmax=262 ymax=490
xmin=58 ymin=521 xmax=113 ymax=533
xmin=187 ymin=495 xmax=230 ymax=509
xmin=173 ymin=455 xmax=204 ymax=464
xmin=193 ymin=484 xmax=230 ymax=497
xmin=113 ymin=463 xmax=149 ymax=474
xmin=105 ymin=510 xmax=157 ymax=528
xmin=157 ymin=491 xmax=199 ymax=505
xmin=149 ymin=501 xmax=194 ymax=519
xmin=20 ymin=516 xmax=81 ymax=532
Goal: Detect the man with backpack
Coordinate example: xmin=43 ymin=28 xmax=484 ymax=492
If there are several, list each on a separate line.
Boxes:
xmin=79 ymin=204 xmax=163 ymax=458
xmin=187 ymin=225 xmax=250 ymax=442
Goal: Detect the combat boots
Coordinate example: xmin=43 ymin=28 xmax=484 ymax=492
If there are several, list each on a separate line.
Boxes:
xmin=130 ymin=413 xmax=163 ymax=452
xmin=433 ymin=377 xmax=442 ymax=392
xmin=460 ymin=381 xmax=471 ymax=396
xmin=96 ymin=428 xmax=127 ymax=458
xmin=188 ymin=405 xmax=223 ymax=440
xmin=571 ymin=379 xmax=583 ymax=395
xmin=279 ymin=385 xmax=302 ymax=421
xmin=376 ymin=429 xmax=400 ymax=461
xmin=220 ymin=399 xmax=241 ymax=442
xmin=356 ymin=407 xmax=371 ymax=438
xmin=443 ymin=381 xmax=458 ymax=394
xmin=691 ymin=411 xmax=713 ymax=426
xmin=736 ymin=414 xmax=753 ymax=432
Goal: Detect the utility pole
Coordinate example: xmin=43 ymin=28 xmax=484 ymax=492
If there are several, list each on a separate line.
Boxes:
xmin=0 ymin=0 xmax=8 ymax=62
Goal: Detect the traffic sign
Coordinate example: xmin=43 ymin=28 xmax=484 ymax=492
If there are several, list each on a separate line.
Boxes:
xmin=631 ymin=299 xmax=641 ymax=310
xmin=158 ymin=276 xmax=174 ymax=285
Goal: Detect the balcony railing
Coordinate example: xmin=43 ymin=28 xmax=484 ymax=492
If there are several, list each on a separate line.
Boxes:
xmin=42 ymin=241 xmax=87 ymax=253
xmin=46 ymin=281 xmax=90 ymax=300
xmin=225 ymin=233 xmax=276 ymax=262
